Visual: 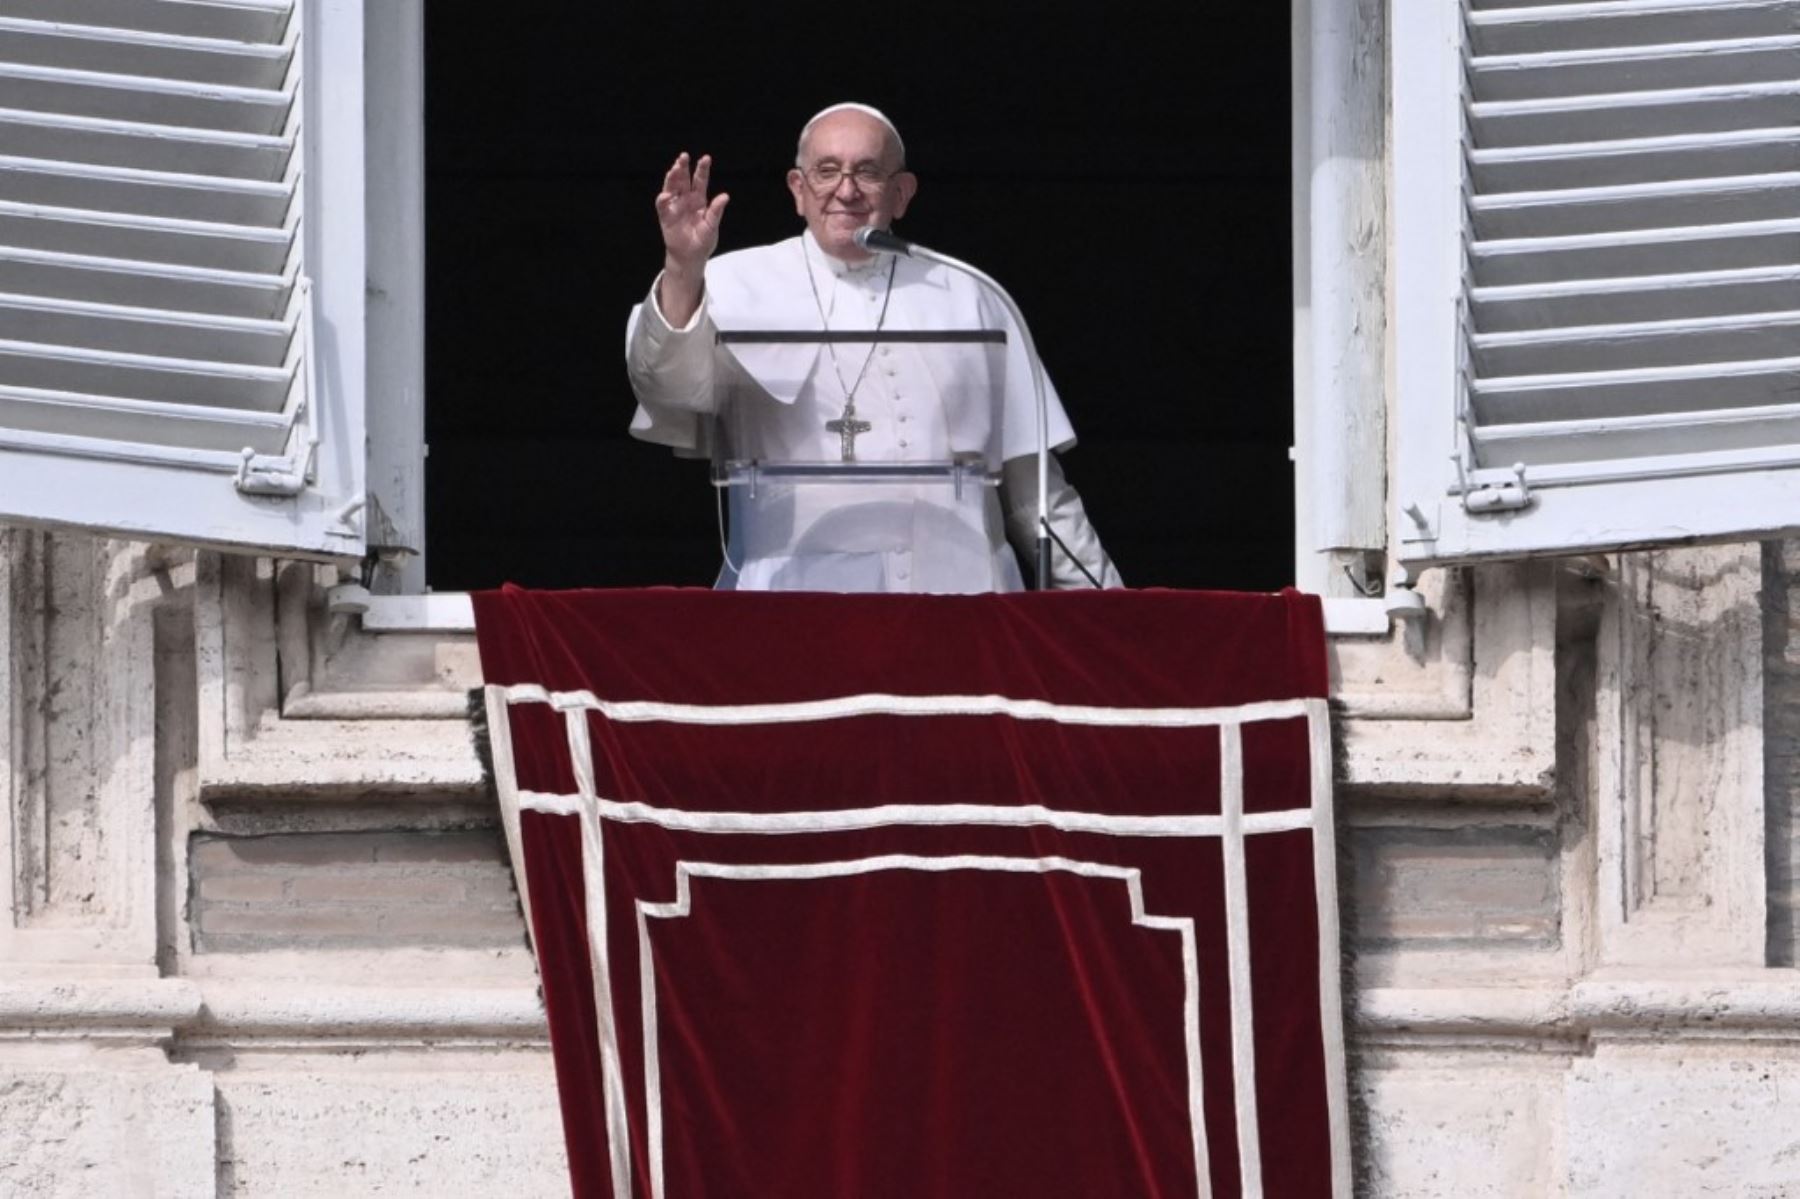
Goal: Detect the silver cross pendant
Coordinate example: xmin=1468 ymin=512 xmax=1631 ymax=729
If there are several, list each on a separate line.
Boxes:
xmin=825 ymin=407 xmax=872 ymax=462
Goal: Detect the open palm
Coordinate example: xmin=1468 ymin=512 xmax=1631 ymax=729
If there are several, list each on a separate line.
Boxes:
xmin=656 ymin=152 xmax=730 ymax=271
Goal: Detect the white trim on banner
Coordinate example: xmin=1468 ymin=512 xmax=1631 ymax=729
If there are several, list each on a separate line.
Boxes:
xmin=516 ymin=797 xmax=1316 ymax=839
xmin=636 ymin=855 xmax=1211 ymax=1199
xmin=498 ymin=683 xmax=1321 ymax=731
xmin=1219 ymin=723 xmax=1264 ymax=1198
xmin=480 ymin=684 xmax=1350 ymax=1196
xmin=566 ymin=708 xmax=632 ymax=1199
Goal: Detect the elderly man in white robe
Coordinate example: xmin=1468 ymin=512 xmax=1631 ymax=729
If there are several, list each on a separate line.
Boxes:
xmin=626 ymin=102 xmax=1121 ymax=593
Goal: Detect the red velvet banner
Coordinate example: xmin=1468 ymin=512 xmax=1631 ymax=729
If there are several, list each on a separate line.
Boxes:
xmin=474 ymin=588 xmax=1350 ymax=1198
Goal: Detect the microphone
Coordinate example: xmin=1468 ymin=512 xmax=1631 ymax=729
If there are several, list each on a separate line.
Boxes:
xmin=852 ymin=225 xmax=915 ymax=256
xmin=845 ymin=226 xmax=1058 ymax=590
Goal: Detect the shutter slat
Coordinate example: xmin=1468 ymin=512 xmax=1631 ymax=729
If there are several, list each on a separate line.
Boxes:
xmin=1472 ymin=81 xmax=1800 ymax=148
xmin=0 ymin=337 xmax=291 ymax=408
xmin=0 ymin=425 xmax=276 ymax=472
xmin=1473 ymin=309 xmax=1800 ymax=375
xmin=0 ymin=200 xmax=292 ymax=273
xmin=0 ymin=17 xmax=293 ymax=90
xmin=1473 ymin=357 xmax=1800 ymax=424
xmin=0 ymin=1 xmax=291 ymax=45
xmin=1468 ymin=423 xmax=1800 ymax=475
xmin=0 ymin=246 xmax=289 ymax=318
xmin=0 ymin=107 xmax=291 ymax=179
xmin=0 ymin=62 xmax=291 ymax=134
xmin=1471 ymin=1 xmax=1800 ymax=56
xmin=0 ymin=380 xmax=290 ymax=453
xmin=0 ymin=291 xmax=290 ymax=365
xmin=1471 ymin=170 xmax=1800 ymax=238
xmin=1473 ymin=400 xmax=1800 ymax=466
xmin=0 ymin=154 xmax=292 ymax=225
xmin=1472 ymin=128 xmax=1799 ymax=192
xmin=1472 ymin=36 xmax=1800 ymax=102
xmin=1472 ymin=217 xmax=1800 ymax=284
xmin=1473 ymin=265 xmax=1800 ymax=329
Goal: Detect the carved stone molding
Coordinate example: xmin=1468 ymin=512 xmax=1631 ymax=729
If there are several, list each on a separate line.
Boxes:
xmin=1594 ymin=544 xmax=1765 ymax=969
xmin=194 ymin=554 xmax=483 ymax=803
xmin=0 ymin=530 xmax=161 ymax=966
xmin=1339 ymin=560 xmax=1559 ymax=797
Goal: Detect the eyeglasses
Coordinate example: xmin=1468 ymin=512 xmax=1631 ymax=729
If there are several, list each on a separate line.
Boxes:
xmin=801 ymin=162 xmax=900 ymax=192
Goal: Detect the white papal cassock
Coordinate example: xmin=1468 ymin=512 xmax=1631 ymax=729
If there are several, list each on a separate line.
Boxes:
xmin=626 ymin=231 xmax=1120 ymax=593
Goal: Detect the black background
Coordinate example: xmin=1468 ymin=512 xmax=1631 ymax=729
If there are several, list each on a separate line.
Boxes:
xmin=424 ymin=6 xmax=1293 ymax=591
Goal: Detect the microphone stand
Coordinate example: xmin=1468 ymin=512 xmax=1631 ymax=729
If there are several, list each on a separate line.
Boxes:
xmin=853 ymin=228 xmax=1053 ymax=590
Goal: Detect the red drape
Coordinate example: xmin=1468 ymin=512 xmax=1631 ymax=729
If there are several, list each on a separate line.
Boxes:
xmin=474 ymin=588 xmax=1349 ymax=1198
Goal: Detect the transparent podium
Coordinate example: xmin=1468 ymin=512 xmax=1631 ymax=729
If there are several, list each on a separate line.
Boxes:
xmin=710 ymin=322 xmax=1032 ymax=594
xmin=712 ymin=458 xmax=1021 ymax=594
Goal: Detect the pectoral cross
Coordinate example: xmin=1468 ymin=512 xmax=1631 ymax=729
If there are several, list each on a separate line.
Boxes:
xmin=825 ymin=406 xmax=872 ymax=462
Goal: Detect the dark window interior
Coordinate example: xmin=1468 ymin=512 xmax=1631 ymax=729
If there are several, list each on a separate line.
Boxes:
xmin=425 ymin=8 xmax=1292 ymax=591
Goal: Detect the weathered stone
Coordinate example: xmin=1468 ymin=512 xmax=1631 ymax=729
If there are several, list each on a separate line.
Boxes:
xmin=189 ymin=831 xmax=524 ymax=953
xmin=1565 ymin=1044 xmax=1800 ymax=1197
xmin=214 ymin=1067 xmax=567 ymax=1196
xmin=0 ymin=1067 xmax=215 ymax=1198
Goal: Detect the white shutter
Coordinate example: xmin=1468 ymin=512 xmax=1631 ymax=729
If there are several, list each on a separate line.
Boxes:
xmin=0 ymin=0 xmax=366 ymax=560
xmin=1393 ymin=0 xmax=1800 ymax=567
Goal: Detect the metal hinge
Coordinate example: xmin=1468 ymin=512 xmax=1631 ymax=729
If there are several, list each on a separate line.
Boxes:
xmin=1457 ymin=459 xmax=1533 ymax=515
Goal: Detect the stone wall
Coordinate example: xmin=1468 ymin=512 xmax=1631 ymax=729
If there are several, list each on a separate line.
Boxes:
xmin=189 ymin=830 xmax=526 ymax=953
xmin=5 ymin=528 xmax=1799 ymax=1195
xmin=1763 ymin=540 xmax=1800 ymax=966
xmin=0 ymin=531 xmax=566 ymax=1198
xmin=1349 ymin=820 xmax=1560 ymax=950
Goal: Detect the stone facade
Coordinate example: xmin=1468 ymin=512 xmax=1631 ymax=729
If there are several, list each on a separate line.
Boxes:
xmin=0 ymin=531 xmax=564 ymax=1197
xmin=2 ymin=526 xmax=1793 ymax=1195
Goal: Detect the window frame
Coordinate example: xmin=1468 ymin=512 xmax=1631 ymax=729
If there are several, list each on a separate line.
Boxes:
xmin=0 ymin=0 xmax=377 ymax=562
xmin=1388 ymin=0 xmax=1800 ymax=571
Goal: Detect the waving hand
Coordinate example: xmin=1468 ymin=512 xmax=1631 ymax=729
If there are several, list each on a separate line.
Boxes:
xmin=657 ymin=152 xmax=730 ymax=274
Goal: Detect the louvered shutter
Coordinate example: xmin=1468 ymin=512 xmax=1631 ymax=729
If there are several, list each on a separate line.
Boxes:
xmin=1393 ymin=0 xmax=1800 ymax=567
xmin=0 ymin=0 xmax=366 ymax=559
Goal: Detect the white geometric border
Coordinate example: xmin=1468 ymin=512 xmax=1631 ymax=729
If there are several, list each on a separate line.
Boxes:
xmin=495 ymin=683 xmax=1315 ymax=730
xmin=484 ymin=685 xmax=1351 ymax=1199
xmin=637 ymin=856 xmax=1205 ymax=1199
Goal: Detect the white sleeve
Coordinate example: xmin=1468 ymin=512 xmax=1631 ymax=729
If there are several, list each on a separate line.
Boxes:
xmin=1000 ymin=453 xmax=1123 ymax=589
xmin=979 ymin=288 xmax=1075 ymax=463
xmin=625 ymin=273 xmax=721 ymax=451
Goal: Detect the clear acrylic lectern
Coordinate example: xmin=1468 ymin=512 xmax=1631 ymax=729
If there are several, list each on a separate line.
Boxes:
xmin=709 ymin=327 xmax=1024 ymax=594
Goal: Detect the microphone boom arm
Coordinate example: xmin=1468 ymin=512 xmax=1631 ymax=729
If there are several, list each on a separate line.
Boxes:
xmin=854 ymin=229 xmax=1054 ymax=590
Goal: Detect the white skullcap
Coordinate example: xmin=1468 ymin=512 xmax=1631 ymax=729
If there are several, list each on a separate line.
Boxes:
xmin=796 ymin=102 xmax=906 ymax=167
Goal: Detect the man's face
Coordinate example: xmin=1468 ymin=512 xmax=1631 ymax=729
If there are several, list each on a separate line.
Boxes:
xmin=787 ymin=111 xmax=917 ymax=262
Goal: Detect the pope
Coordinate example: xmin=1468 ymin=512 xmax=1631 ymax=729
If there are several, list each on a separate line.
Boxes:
xmin=626 ymin=102 xmax=1120 ymax=593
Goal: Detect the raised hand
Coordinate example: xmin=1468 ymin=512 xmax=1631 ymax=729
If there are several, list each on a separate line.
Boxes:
xmin=656 ymin=152 xmax=730 ymax=274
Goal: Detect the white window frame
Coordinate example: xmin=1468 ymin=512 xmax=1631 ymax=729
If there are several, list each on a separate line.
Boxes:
xmin=1389 ymin=0 xmax=1800 ymax=571
xmin=0 ymin=0 xmax=378 ymax=561
xmin=347 ymin=0 xmax=1392 ymax=636
xmin=360 ymin=0 xmax=426 ymax=592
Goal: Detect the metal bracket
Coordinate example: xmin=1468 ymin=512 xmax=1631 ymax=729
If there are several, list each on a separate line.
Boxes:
xmin=326 ymin=581 xmax=371 ymax=616
xmin=234 ymin=439 xmax=317 ymax=497
xmin=1400 ymin=500 xmax=1437 ymax=543
xmin=1461 ymin=460 xmax=1533 ymax=515
xmin=1383 ymin=565 xmax=1429 ymax=622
